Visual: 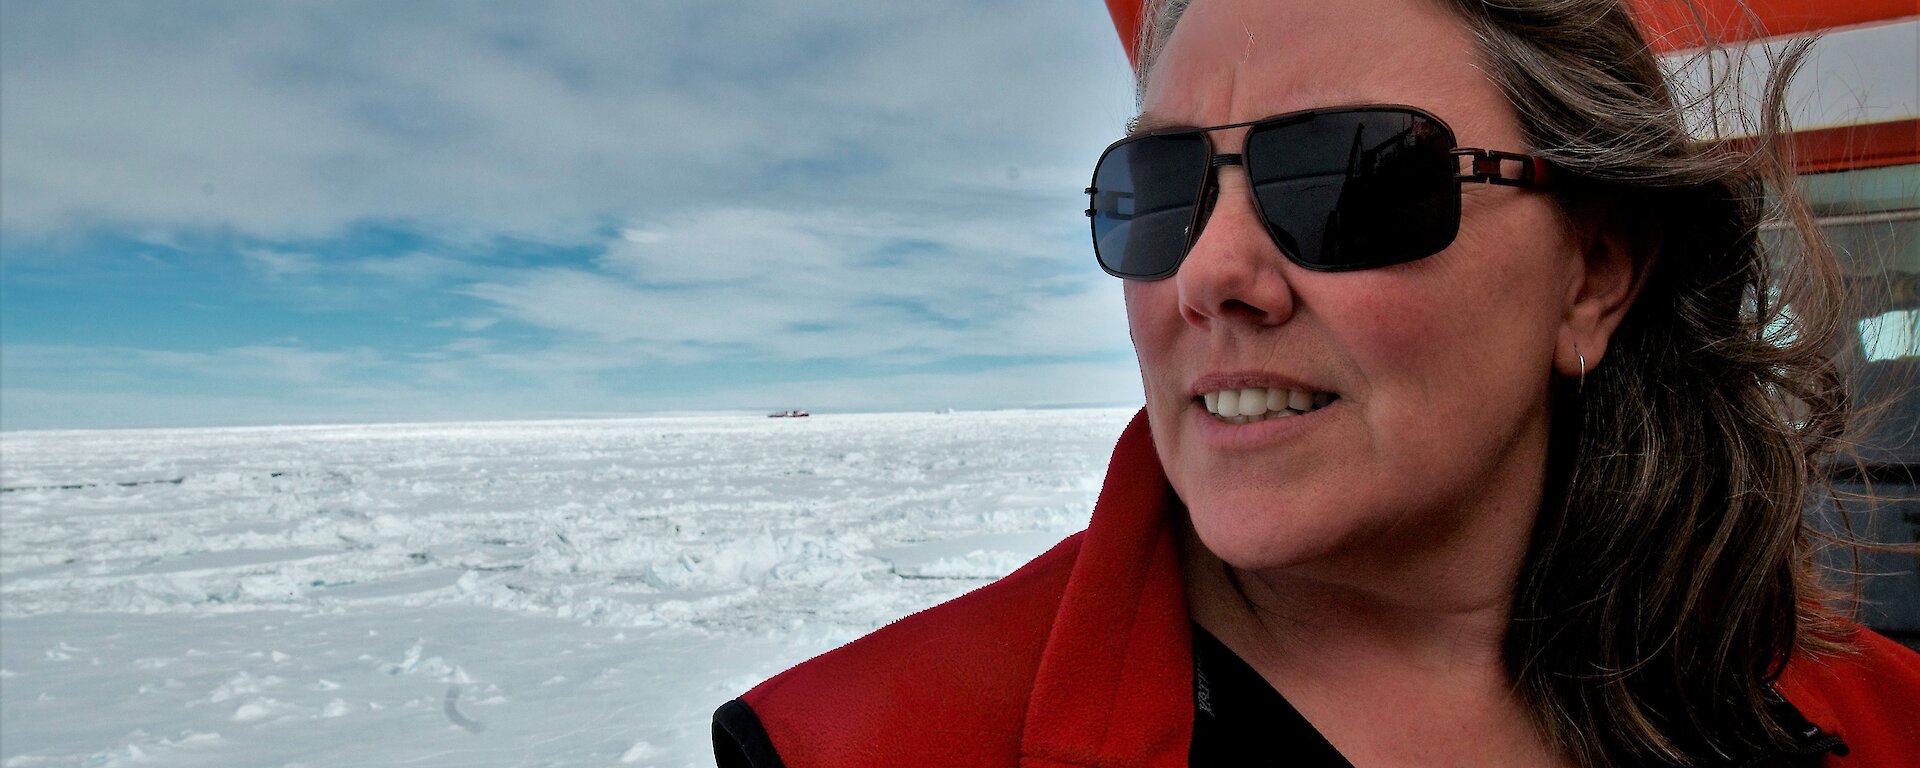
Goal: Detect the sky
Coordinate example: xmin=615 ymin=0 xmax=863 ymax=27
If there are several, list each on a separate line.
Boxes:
xmin=4 ymin=4 xmax=1914 ymax=431
xmin=0 ymin=0 xmax=1145 ymax=429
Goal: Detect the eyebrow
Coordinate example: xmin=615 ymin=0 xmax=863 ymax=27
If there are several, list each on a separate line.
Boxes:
xmin=1126 ymin=112 xmax=1190 ymax=137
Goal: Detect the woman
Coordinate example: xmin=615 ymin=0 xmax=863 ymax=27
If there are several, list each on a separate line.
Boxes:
xmin=713 ymin=0 xmax=1920 ymax=765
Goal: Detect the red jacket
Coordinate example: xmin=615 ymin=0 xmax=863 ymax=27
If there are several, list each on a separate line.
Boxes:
xmin=733 ymin=410 xmax=1920 ymax=766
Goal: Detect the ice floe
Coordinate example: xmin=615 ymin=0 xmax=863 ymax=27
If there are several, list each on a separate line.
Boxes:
xmin=1 ymin=408 xmax=1129 ymax=766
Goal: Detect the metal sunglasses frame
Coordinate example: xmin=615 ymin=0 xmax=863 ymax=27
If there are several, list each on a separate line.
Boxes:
xmin=1084 ymin=104 xmax=1551 ymax=279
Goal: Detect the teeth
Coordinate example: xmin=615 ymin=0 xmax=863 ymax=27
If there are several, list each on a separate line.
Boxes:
xmin=1217 ymin=389 xmax=1241 ymax=418
xmin=1199 ymin=386 xmax=1336 ymax=421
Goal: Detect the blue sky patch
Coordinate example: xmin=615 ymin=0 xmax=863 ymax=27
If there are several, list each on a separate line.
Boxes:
xmin=0 ymin=1 xmax=1141 ymax=429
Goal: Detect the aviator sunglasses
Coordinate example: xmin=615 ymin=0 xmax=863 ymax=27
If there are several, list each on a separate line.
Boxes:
xmin=1086 ymin=105 xmax=1549 ymax=279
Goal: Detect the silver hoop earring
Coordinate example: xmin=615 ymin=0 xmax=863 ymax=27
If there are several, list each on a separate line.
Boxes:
xmin=1576 ymin=345 xmax=1587 ymax=395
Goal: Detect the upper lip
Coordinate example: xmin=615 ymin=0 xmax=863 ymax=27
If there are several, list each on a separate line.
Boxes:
xmin=1188 ymin=371 xmax=1332 ymax=397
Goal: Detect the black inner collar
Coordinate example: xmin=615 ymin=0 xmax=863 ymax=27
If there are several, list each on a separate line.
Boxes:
xmin=1189 ymin=622 xmax=1353 ymax=767
xmin=1185 ymin=622 xmax=1844 ymax=768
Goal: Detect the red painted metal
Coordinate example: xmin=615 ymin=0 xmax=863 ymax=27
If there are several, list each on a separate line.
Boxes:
xmin=1782 ymin=118 xmax=1920 ymax=174
xmin=1100 ymin=1 xmax=1916 ymax=59
xmin=1106 ymin=0 xmax=1144 ymax=65
xmin=1097 ymin=1 xmax=1915 ymax=174
xmin=1627 ymin=0 xmax=1916 ymax=52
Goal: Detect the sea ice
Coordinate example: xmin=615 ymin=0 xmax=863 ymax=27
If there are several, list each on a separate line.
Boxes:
xmin=0 ymin=408 xmax=1130 ymax=766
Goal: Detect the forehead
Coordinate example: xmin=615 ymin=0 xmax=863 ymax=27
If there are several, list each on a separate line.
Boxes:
xmin=1139 ymin=0 xmax=1517 ymax=145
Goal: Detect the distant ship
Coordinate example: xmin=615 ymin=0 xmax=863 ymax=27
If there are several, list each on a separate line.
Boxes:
xmin=768 ymin=410 xmax=810 ymax=418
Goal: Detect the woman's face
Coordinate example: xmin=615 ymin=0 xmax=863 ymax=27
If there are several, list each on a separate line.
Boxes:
xmin=1129 ymin=0 xmax=1585 ymax=572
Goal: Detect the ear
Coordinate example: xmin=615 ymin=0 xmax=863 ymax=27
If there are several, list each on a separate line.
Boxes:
xmin=1556 ymin=215 xmax=1652 ymax=380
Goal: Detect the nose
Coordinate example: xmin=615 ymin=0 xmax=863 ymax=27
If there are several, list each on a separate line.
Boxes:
xmin=1174 ymin=166 xmax=1298 ymax=330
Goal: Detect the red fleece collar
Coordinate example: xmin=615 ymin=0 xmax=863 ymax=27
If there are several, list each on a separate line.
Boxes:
xmin=1019 ymin=409 xmax=1193 ymax=767
xmin=1017 ymin=409 xmax=1920 ymax=766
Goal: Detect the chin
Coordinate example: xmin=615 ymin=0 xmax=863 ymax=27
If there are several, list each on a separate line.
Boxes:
xmin=1147 ymin=412 xmax=1354 ymax=571
xmin=1176 ymin=481 xmax=1360 ymax=573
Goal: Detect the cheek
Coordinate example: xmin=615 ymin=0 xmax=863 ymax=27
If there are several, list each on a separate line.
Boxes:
xmin=1123 ymin=282 xmax=1183 ymax=380
xmin=1330 ymin=243 xmax=1565 ymax=436
xmin=1339 ymin=294 xmax=1436 ymax=367
xmin=1330 ymin=293 xmax=1488 ymax=469
xmin=1365 ymin=210 xmax=1571 ymax=363
xmin=1313 ymin=268 xmax=1465 ymax=380
xmin=1124 ymin=281 xmax=1198 ymax=459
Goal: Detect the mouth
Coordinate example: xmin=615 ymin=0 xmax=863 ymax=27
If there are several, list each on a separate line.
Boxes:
xmin=1197 ymin=386 xmax=1338 ymax=425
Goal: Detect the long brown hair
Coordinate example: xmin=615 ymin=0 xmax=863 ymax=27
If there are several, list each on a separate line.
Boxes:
xmin=1135 ymin=1 xmax=1869 ymax=765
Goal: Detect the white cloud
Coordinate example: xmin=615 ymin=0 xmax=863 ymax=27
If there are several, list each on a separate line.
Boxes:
xmin=0 ymin=1 xmax=1146 ymax=428
xmin=464 ymin=206 xmax=1133 ymax=364
xmin=7 ymin=343 xmax=387 ymax=387
xmin=355 ymin=253 xmax=473 ymax=283
xmin=432 ymin=316 xmax=500 ymax=332
xmin=240 ymin=248 xmax=320 ymax=280
xmin=0 ymin=0 xmax=1136 ymax=243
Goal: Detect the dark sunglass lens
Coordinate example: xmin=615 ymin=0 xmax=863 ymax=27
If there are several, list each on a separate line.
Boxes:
xmin=1246 ymin=109 xmax=1460 ymax=270
xmin=1090 ymin=133 xmax=1211 ymax=279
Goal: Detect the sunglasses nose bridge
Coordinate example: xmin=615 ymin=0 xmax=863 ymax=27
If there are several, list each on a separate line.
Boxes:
xmin=1186 ymin=152 xmax=1248 ymax=247
xmin=1171 ymin=156 xmax=1300 ymax=331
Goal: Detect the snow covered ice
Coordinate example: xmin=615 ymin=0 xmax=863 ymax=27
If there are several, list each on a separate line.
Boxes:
xmin=0 ymin=409 xmax=1133 ymax=767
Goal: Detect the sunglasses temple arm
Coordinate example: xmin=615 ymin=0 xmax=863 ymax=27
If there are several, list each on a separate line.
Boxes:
xmin=1451 ymin=148 xmax=1549 ymax=188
